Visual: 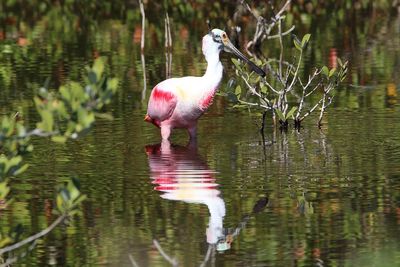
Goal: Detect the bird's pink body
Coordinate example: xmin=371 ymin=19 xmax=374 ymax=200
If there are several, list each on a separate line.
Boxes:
xmin=145 ymin=30 xmax=224 ymax=140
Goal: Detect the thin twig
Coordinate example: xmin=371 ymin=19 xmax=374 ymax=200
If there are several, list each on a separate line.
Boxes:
xmin=299 ymin=97 xmax=325 ymax=121
xmin=278 ymin=19 xmax=283 ymax=82
xmin=241 ymin=0 xmax=259 ymax=20
xmin=296 ymin=69 xmax=320 ymax=120
xmin=267 ymin=25 xmax=295 ymax=39
xmin=275 ymin=0 xmax=291 ymax=18
xmin=238 ymin=99 xmax=270 ymax=110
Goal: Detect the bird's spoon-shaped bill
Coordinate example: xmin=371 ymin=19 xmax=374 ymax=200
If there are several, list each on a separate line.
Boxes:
xmin=223 ymin=38 xmax=266 ymax=77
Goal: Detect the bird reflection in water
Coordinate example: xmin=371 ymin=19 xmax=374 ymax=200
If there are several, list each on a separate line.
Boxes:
xmin=145 ymin=140 xmax=226 ymax=248
xmin=145 ymin=140 xmax=269 ymax=265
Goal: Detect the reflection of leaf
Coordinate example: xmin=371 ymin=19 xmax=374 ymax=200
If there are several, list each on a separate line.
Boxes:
xmin=92 ymin=58 xmax=104 ymax=79
xmin=88 ymin=71 xmax=97 ymax=84
xmin=51 ymin=135 xmax=67 ymax=143
xmin=261 ymin=85 xmax=268 ymax=94
xmin=0 ymin=181 xmax=10 ymax=199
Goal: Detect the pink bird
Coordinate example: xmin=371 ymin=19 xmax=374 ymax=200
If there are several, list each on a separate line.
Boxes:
xmin=145 ymin=28 xmax=265 ymax=140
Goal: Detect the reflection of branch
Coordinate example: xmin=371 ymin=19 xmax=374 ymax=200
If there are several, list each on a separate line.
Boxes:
xmin=199 ymin=245 xmax=214 ymax=267
xmin=138 ymin=0 xmax=145 ymax=52
xmin=128 ymin=254 xmax=140 ymax=267
xmin=141 ymin=53 xmax=147 ymax=101
xmin=138 ymin=0 xmax=147 ymax=101
xmin=0 ymin=214 xmax=66 ymax=255
xmin=153 ymin=239 xmax=179 ymax=267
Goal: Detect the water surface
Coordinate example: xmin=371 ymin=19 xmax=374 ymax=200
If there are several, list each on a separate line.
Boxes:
xmin=1 ymin=2 xmax=400 ymax=266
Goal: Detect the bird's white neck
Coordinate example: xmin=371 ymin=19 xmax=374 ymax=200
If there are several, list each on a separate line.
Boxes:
xmin=203 ymin=53 xmax=223 ymax=86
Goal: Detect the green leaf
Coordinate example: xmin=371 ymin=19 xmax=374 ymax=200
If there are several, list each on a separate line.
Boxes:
xmin=337 ymin=58 xmax=343 ymax=67
xmin=301 ymin=34 xmax=311 ymax=47
xmin=260 ymin=85 xmax=268 ymax=94
xmin=275 ymin=109 xmax=285 ymax=121
xmin=286 ymin=106 xmax=297 ymax=119
xmin=329 ymin=68 xmax=336 ymax=78
xmin=235 ymin=85 xmax=241 ymax=96
xmin=321 ymin=66 xmax=329 ymax=77
xmin=231 ymin=58 xmax=242 ymax=72
xmin=0 ymin=181 xmax=10 ymax=199
xmin=293 ymin=39 xmax=302 ymax=51
xmin=232 ymin=58 xmax=240 ymax=68
xmin=92 ymin=58 xmax=104 ymax=80
xmin=227 ymin=92 xmax=238 ymax=103
xmin=37 ymin=110 xmax=54 ymax=132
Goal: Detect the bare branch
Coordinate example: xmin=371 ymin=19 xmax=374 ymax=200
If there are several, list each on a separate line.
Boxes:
xmin=267 ymin=25 xmax=295 ymax=39
xmin=275 ymin=0 xmax=292 ymax=19
xmin=304 ymin=82 xmax=321 ymax=98
xmin=278 ymin=19 xmax=284 ymax=82
xmin=299 ymin=97 xmax=324 ymax=121
xmin=241 ymin=0 xmax=259 ymax=20
xmin=238 ymin=99 xmax=271 ymax=110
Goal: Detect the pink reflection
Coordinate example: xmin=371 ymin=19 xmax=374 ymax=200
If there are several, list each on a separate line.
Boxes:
xmin=145 ymin=141 xmax=225 ymax=245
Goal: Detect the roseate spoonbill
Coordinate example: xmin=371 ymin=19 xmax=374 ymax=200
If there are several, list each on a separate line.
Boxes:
xmin=145 ymin=28 xmax=265 ymax=140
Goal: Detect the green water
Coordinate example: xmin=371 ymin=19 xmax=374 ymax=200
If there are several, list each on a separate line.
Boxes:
xmin=1 ymin=1 xmax=400 ymax=266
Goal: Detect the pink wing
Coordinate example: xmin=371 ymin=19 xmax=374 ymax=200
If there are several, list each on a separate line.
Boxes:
xmin=146 ymin=86 xmax=177 ymax=124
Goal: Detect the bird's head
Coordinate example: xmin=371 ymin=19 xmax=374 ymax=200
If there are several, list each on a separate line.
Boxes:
xmin=202 ymin=28 xmax=266 ymax=77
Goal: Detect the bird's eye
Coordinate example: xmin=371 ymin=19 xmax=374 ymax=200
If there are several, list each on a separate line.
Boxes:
xmin=212 ymin=34 xmax=222 ymax=43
